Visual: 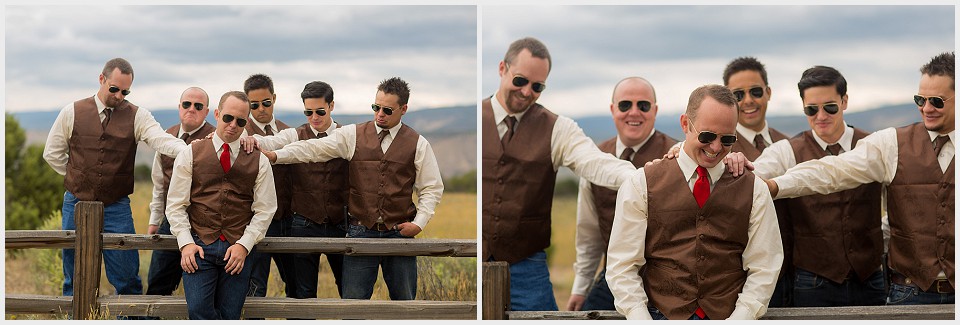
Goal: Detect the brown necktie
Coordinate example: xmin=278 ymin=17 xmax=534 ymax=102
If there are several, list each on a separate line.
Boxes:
xmin=826 ymin=143 xmax=842 ymax=156
xmin=101 ymin=108 xmax=112 ymax=130
xmin=933 ymin=135 xmax=950 ymax=156
xmin=378 ymin=130 xmax=389 ymax=143
xmin=180 ymin=133 xmax=190 ymax=143
xmin=619 ymin=147 xmax=635 ymax=161
xmin=318 ymin=131 xmax=327 ymax=139
xmin=753 ymin=134 xmax=766 ymax=151
xmin=502 ymin=116 xmax=517 ymax=146
xmin=264 ymin=125 xmax=273 ymax=136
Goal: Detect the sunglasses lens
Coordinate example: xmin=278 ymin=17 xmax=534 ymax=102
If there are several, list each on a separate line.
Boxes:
xmin=720 ymin=135 xmax=737 ymax=146
xmin=803 ymin=105 xmax=818 ymax=116
xmin=733 ymin=90 xmax=745 ymax=102
xmin=383 ymin=107 xmax=393 ymax=115
xmin=318 ymin=109 xmax=326 ymax=116
xmin=303 ymin=110 xmax=312 ymax=117
xmin=823 ymin=103 xmax=839 ymax=114
xmin=109 ymin=86 xmax=118 ymax=93
xmin=617 ymin=101 xmax=631 ymax=112
xmin=236 ymin=118 xmax=246 ymax=127
xmin=182 ymin=101 xmax=191 ymax=109
xmin=262 ymin=100 xmax=273 ymax=107
xmin=195 ymin=103 xmax=203 ymax=110
xmin=749 ymin=87 xmax=764 ymax=99
xmin=697 ymin=131 xmax=718 ymax=144
xmin=913 ymin=95 xmax=926 ymax=107
xmin=638 ymin=101 xmax=652 ymax=112
xmin=249 ymin=102 xmax=260 ymax=110
xmin=371 ymin=104 xmax=379 ymax=112
xmin=512 ymin=76 xmax=529 ymax=88
xmin=222 ymin=114 xmax=234 ymax=123
xmin=930 ymin=97 xmax=945 ymax=109
xmin=531 ymin=82 xmax=546 ymax=93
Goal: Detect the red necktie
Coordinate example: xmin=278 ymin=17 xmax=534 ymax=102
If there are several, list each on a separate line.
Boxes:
xmin=219 ymin=143 xmax=231 ymax=173
xmin=693 ymin=166 xmax=710 ymax=208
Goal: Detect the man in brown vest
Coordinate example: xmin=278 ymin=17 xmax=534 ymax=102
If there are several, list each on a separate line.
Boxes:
xmin=263 ymin=77 xmax=444 ymax=300
xmin=752 ymin=66 xmax=884 ymax=307
xmin=606 ymin=84 xmax=783 ymax=320
xmin=42 ymin=58 xmax=188 ymax=297
xmin=567 ymin=77 xmax=678 ymax=311
xmin=145 ymin=87 xmax=217 ymax=298
xmin=768 ymin=53 xmax=955 ymax=305
xmin=243 ymin=81 xmax=349 ymax=299
xmin=166 ymin=90 xmax=276 ymax=319
xmin=243 ymin=73 xmax=296 ymax=299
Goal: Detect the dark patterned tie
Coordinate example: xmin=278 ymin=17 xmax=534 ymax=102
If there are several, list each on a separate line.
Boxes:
xmin=502 ymin=116 xmax=517 ymax=147
xmin=378 ymin=130 xmax=389 ymax=143
xmin=101 ymin=108 xmax=112 ymax=130
xmin=753 ymin=134 xmax=766 ymax=151
xmin=826 ymin=143 xmax=842 ymax=156
xmin=619 ymin=147 xmax=635 ymax=161
xmin=264 ymin=124 xmax=273 ymax=136
xmin=180 ymin=133 xmax=190 ymax=143
xmin=318 ymin=131 xmax=327 ymax=139
xmin=933 ymin=135 xmax=950 ymax=156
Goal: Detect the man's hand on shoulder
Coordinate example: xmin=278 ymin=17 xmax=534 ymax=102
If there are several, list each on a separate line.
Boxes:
xmin=239 ymin=136 xmax=259 ymax=154
xmin=723 ymin=151 xmax=754 ymax=177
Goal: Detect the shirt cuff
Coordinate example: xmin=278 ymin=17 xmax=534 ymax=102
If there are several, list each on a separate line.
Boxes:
xmin=626 ymin=306 xmax=653 ymax=320
xmin=176 ymin=232 xmax=195 ymax=250
xmin=148 ymin=212 xmax=163 ymax=226
xmin=412 ymin=213 xmax=430 ymax=232
xmin=236 ymin=236 xmax=256 ymax=254
xmin=571 ymin=274 xmax=593 ymax=296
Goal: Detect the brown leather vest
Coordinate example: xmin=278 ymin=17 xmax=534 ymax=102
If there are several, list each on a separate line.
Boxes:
xmin=481 ymin=98 xmax=558 ymax=264
xmin=590 ymin=132 xmax=677 ymax=248
xmin=157 ymin=123 xmax=215 ymax=215
xmin=246 ymin=119 xmax=292 ymax=220
xmin=887 ymin=122 xmax=955 ymax=290
xmin=289 ymin=123 xmax=349 ymax=225
xmin=185 ymin=139 xmax=260 ymax=245
xmin=785 ymin=129 xmax=883 ymax=283
xmin=644 ymin=159 xmax=754 ymax=320
xmin=347 ymin=121 xmax=419 ymax=229
xmin=64 ymin=97 xmax=139 ymax=205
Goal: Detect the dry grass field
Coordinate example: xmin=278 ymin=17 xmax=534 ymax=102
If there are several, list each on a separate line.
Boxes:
xmin=546 ymin=195 xmax=581 ymax=310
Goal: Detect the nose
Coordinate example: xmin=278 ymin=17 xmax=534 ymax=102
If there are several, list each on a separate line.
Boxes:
xmin=708 ymin=139 xmax=724 ymax=153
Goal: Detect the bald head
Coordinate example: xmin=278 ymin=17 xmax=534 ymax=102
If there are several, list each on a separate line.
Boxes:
xmin=610 ymin=76 xmax=659 ymax=147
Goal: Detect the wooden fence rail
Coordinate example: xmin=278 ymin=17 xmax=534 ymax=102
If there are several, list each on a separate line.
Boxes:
xmin=5 ymin=201 xmax=478 ymax=320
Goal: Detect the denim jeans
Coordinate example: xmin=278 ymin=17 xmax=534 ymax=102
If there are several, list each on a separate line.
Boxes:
xmin=61 ymin=191 xmax=142 ymax=296
xmin=793 ymin=267 xmax=886 ymax=307
xmin=289 ymin=214 xmax=346 ymax=298
xmin=648 ymin=306 xmax=708 ymax=320
xmin=507 ymin=250 xmax=558 ymax=311
xmin=769 ymin=270 xmax=794 ymax=307
xmin=146 ymin=219 xmax=183 ymax=295
xmin=341 ymin=223 xmax=417 ymax=300
xmin=248 ymin=216 xmax=295 ymax=298
xmin=582 ymin=268 xmax=616 ymax=310
xmin=182 ymin=234 xmax=256 ymax=320
xmin=887 ymin=282 xmax=955 ymax=305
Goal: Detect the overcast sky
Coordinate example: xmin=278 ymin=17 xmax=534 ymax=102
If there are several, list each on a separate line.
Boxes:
xmin=4 ymin=5 xmax=476 ymax=115
xmin=482 ymin=5 xmax=955 ymax=118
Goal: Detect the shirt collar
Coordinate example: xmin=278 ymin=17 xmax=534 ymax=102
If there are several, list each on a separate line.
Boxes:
xmin=928 ymin=129 xmax=956 ymax=146
xmin=94 ymin=94 xmax=109 ymax=113
xmin=212 ymin=132 xmax=239 ymax=154
xmin=616 ymin=129 xmax=657 ymax=158
xmin=492 ymin=91 xmax=528 ymax=124
xmin=736 ymin=122 xmax=770 ymax=145
xmin=374 ymin=122 xmax=403 ymax=139
xmin=312 ymin=122 xmax=338 ymax=137
xmin=179 ymin=121 xmax=207 ymax=138
xmin=251 ymin=116 xmax=278 ymax=134
xmin=677 ymin=142 xmax=726 ymax=185
xmin=810 ymin=121 xmax=854 ymax=152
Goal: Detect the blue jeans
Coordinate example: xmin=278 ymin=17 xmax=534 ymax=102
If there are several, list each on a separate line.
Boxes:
xmin=146 ymin=219 xmax=183 ymax=295
xmin=61 ymin=191 xmax=142 ymax=296
xmin=769 ymin=271 xmax=794 ymax=307
xmin=582 ymin=268 xmax=616 ymax=310
xmin=887 ymin=282 xmax=955 ymax=305
xmin=289 ymin=214 xmax=345 ymax=298
xmin=793 ymin=268 xmax=886 ymax=307
xmin=341 ymin=223 xmax=417 ymax=300
xmin=648 ymin=306 xmax=708 ymax=320
xmin=507 ymin=251 xmax=558 ymax=311
xmin=248 ymin=217 xmax=295 ymax=298
xmin=182 ymin=234 xmax=256 ymax=320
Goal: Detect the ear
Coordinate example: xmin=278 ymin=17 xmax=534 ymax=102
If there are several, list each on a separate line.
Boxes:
xmin=498 ymin=61 xmax=507 ymax=78
xmin=680 ymin=114 xmax=689 ymax=133
xmin=214 ymin=109 xmax=220 ymax=120
xmin=609 ymin=102 xmax=615 ymax=115
xmin=99 ymin=74 xmax=106 ymax=84
xmin=400 ymin=104 xmax=409 ymax=116
xmin=328 ymin=101 xmax=335 ymax=113
xmin=766 ymin=86 xmax=773 ymax=98
xmin=841 ymin=94 xmax=849 ymax=111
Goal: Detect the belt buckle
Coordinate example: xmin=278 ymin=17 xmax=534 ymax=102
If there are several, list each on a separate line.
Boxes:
xmin=374 ymin=216 xmax=388 ymax=232
xmin=935 ymin=280 xmax=951 ymax=294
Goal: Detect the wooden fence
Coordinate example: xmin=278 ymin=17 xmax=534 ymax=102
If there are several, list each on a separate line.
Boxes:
xmin=5 ymin=201 xmax=478 ymax=320
xmin=481 ymin=261 xmax=955 ymax=320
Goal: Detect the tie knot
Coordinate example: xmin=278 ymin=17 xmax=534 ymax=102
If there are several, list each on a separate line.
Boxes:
xmin=180 ymin=133 xmax=190 ymax=142
xmin=504 ymin=116 xmax=517 ymax=130
xmin=264 ymin=125 xmax=273 ymax=135
xmin=933 ymin=135 xmax=950 ymax=155
xmin=378 ymin=130 xmax=389 ymax=143
xmin=753 ymin=134 xmax=766 ymax=151
xmin=318 ymin=131 xmax=327 ymax=138
xmin=826 ymin=143 xmax=842 ymax=156
xmin=619 ymin=147 xmax=635 ymax=161
xmin=696 ymin=166 xmax=708 ymax=179
xmin=221 ymin=142 xmax=230 ymax=152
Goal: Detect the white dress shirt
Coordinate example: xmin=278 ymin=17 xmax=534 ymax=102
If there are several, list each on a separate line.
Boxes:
xmin=571 ymin=132 xmax=657 ymax=296
xmin=165 ymin=133 xmax=277 ymax=252
xmin=250 ymin=117 xmax=280 ymax=135
xmin=606 ymin=143 xmax=783 ymax=320
xmin=490 ymin=91 xmax=637 ymax=190
xmin=737 ymin=122 xmax=774 ymax=148
xmin=42 ymin=95 xmax=187 ymax=176
xmin=148 ymin=122 xmax=211 ymax=226
xmin=753 ymin=123 xmax=855 ymax=180
xmin=253 ymin=122 xmax=338 ymax=151
xmin=272 ymin=122 xmax=443 ymax=231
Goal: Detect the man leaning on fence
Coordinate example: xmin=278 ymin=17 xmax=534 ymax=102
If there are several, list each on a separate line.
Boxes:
xmin=42 ymin=58 xmax=188 ymax=298
xmin=166 ymin=90 xmax=276 ymax=320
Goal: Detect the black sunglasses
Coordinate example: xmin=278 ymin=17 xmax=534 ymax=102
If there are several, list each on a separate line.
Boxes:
xmin=249 ymin=99 xmax=273 ymax=110
xmin=181 ymin=101 xmax=204 ymax=111
xmin=914 ymin=95 xmax=954 ymax=109
xmin=108 ymin=86 xmax=131 ymax=96
xmin=303 ymin=109 xmax=326 ymax=117
xmin=512 ymin=76 xmax=546 ymax=93
xmin=221 ymin=114 xmax=247 ymax=127
xmin=732 ymin=86 xmax=764 ymax=102
xmin=690 ymin=123 xmax=737 ymax=147
xmin=617 ymin=100 xmax=652 ymax=113
xmin=803 ymin=102 xmax=840 ymax=116
xmin=371 ymin=103 xmax=395 ymax=115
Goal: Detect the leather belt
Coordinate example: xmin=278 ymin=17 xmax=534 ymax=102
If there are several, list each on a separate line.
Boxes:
xmin=890 ymin=273 xmax=954 ymax=294
xmin=348 ymin=215 xmax=393 ymax=232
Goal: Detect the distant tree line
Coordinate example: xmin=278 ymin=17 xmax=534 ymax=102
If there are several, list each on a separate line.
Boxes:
xmin=5 ymin=113 xmax=63 ymax=230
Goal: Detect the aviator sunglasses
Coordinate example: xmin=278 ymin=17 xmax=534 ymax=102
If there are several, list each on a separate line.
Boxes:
xmin=371 ymin=103 xmax=395 ymax=115
xmin=732 ymin=86 xmax=764 ymax=102
xmin=181 ymin=101 xmax=204 ymax=111
xmin=303 ymin=108 xmax=326 ymax=117
xmin=617 ymin=100 xmax=652 ymax=113
xmin=690 ymin=122 xmax=737 ymax=147
xmin=221 ymin=114 xmax=247 ymax=127
xmin=914 ymin=95 xmax=954 ymax=109
xmin=249 ymin=99 xmax=273 ymax=110
xmin=512 ymin=76 xmax=546 ymax=93
xmin=803 ymin=102 xmax=840 ymax=116
xmin=108 ymin=86 xmax=131 ymax=96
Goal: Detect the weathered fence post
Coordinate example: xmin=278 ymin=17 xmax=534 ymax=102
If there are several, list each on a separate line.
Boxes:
xmin=73 ymin=201 xmax=104 ymax=319
xmin=482 ymin=261 xmax=510 ymax=320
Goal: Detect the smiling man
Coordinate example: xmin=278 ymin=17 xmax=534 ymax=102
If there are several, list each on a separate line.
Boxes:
xmin=567 ymin=77 xmax=677 ymax=311
xmin=606 ymin=84 xmax=782 ymax=320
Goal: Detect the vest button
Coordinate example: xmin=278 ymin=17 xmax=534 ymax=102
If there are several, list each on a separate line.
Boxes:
xmin=496 ymin=197 xmax=502 ymax=203
xmin=498 ymin=178 xmax=504 ymax=185
xmin=698 ymin=234 xmax=704 ymax=239
xmin=499 ymin=160 xmax=505 ymax=166
xmin=494 ymin=216 xmax=500 ymax=221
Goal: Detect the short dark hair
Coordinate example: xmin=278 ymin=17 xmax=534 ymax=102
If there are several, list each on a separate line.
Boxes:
xmin=723 ymin=56 xmax=768 ymax=87
xmin=301 ymin=81 xmax=334 ymax=104
xmin=797 ymin=66 xmax=847 ymax=99
xmin=686 ymin=84 xmax=738 ymax=122
xmin=504 ymin=37 xmax=552 ymax=73
xmin=920 ymin=52 xmax=955 ymax=91
xmin=377 ymin=77 xmax=410 ymax=106
xmin=102 ymin=58 xmax=134 ymax=79
xmin=243 ymin=73 xmax=274 ymax=94
xmin=218 ymin=90 xmax=249 ymax=110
